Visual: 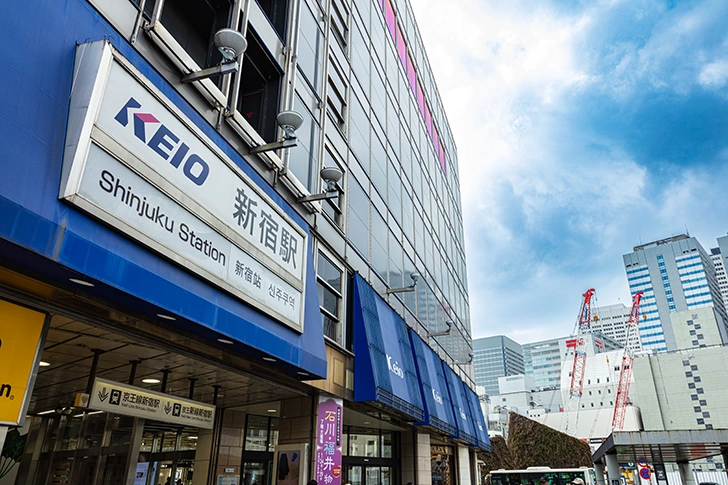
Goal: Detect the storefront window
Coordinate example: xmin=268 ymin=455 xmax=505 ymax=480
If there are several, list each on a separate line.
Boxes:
xmin=245 ymin=415 xmax=270 ymax=451
xmin=380 ymin=432 xmax=393 ymax=458
xmin=343 ymin=428 xmax=397 ymax=458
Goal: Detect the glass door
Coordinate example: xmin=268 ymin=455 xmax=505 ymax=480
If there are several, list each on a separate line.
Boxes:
xmin=345 ymin=466 xmax=393 ymax=485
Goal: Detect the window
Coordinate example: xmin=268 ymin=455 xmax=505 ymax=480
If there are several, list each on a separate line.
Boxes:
xmin=257 ymin=0 xmax=289 ymax=40
xmin=297 ymin=2 xmax=325 ymax=95
xmin=330 ymin=0 xmax=350 ymax=49
xmin=236 ymin=29 xmax=284 ymax=142
xmin=317 ymin=252 xmax=344 ymax=344
xmin=159 ymin=0 xmax=233 ymax=71
xmin=348 ymin=179 xmax=369 ymax=257
xmin=288 ymin=85 xmax=321 ymax=191
xmin=327 ymin=58 xmax=349 ymax=128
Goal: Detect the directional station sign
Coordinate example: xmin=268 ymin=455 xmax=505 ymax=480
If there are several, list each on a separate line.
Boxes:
xmin=88 ymin=377 xmax=215 ymax=429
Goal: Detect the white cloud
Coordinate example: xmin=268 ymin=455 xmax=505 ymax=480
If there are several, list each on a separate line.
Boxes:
xmin=699 ymin=60 xmax=728 ymax=88
xmin=409 ymin=0 xmax=728 ymax=343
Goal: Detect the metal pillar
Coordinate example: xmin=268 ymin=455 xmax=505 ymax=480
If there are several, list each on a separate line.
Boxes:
xmin=678 ymin=463 xmax=696 ymax=485
xmin=86 ymin=349 xmax=103 ymax=394
xmin=129 ymin=360 xmax=141 ymax=385
xmin=594 ymin=461 xmax=606 ymax=485
xmin=161 ymin=368 xmax=170 ymax=393
xmin=606 ymin=454 xmax=621 ymax=485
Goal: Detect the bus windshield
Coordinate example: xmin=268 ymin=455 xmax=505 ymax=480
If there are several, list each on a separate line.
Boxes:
xmin=490 ymin=468 xmax=596 ymax=485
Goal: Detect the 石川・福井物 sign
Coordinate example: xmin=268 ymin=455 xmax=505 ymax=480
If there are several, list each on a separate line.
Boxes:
xmin=88 ymin=378 xmax=215 ymax=429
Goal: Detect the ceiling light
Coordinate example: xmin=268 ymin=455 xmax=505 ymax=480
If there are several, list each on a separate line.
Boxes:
xmin=263 ymin=357 xmax=277 ymax=362
xmin=36 ymin=409 xmax=56 ymax=415
xmin=157 ymin=313 xmax=176 ymax=321
xmin=217 ymin=338 xmax=234 ymax=345
xmin=142 ymin=378 xmax=161 ymax=384
xmin=363 ymin=421 xmax=371 ymax=425
xmin=39 ymin=361 xmax=50 ymax=367
xmin=267 ymin=409 xmax=277 ymax=413
xmin=188 ymin=436 xmax=198 ymax=440
xmin=69 ymin=278 xmax=94 ymax=287
xmin=297 ymin=371 xmax=309 ymax=376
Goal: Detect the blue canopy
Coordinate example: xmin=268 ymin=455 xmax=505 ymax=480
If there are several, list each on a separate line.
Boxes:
xmin=352 ymin=274 xmax=424 ymax=421
xmin=463 ymin=382 xmax=491 ymax=450
xmin=409 ymin=329 xmax=458 ymax=435
xmin=442 ymin=362 xmax=477 ymax=445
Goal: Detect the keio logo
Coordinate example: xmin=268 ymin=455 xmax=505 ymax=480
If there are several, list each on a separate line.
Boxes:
xmin=432 ymin=388 xmax=443 ymax=405
xmin=386 ymin=354 xmax=404 ymax=379
xmin=115 ymin=98 xmax=210 ymax=186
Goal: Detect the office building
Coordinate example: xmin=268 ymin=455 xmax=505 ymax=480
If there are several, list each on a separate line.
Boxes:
xmin=623 ymin=235 xmax=728 ymax=352
xmin=0 ymin=1 xmax=488 ymax=485
xmin=713 ymin=235 xmax=728 ymax=309
xmin=472 ymin=336 xmax=525 ymax=396
xmin=523 ymin=334 xmax=621 ymax=390
xmin=591 ymin=303 xmax=642 ymax=352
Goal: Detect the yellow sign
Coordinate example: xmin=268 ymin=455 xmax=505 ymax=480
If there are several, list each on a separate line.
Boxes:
xmin=0 ymin=299 xmax=47 ymax=426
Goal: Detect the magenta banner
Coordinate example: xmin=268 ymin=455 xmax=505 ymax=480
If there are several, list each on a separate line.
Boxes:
xmin=314 ymin=396 xmax=343 ymax=485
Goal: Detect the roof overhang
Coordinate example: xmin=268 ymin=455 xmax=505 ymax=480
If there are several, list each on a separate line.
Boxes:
xmin=593 ymin=430 xmax=728 ymax=464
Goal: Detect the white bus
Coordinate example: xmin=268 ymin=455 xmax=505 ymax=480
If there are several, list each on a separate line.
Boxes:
xmin=489 ymin=467 xmax=598 ymax=485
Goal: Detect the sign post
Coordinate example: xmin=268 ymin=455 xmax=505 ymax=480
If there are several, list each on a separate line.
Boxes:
xmin=0 ymin=299 xmax=48 ymax=426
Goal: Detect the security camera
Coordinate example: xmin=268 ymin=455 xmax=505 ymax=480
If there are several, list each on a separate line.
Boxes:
xmin=214 ymin=29 xmax=248 ymax=61
xmin=410 ymin=272 xmax=420 ymax=285
xmin=445 ymin=320 xmax=453 ymax=329
xmin=277 ymin=111 xmax=305 ymax=138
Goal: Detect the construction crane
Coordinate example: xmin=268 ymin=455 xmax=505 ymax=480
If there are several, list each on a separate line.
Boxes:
xmin=569 ymin=288 xmax=596 ymax=399
xmin=611 ymin=291 xmax=644 ymax=430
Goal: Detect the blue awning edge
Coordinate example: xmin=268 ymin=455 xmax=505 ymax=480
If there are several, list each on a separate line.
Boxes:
xmin=442 ymin=362 xmax=477 ymax=445
xmin=463 ymin=382 xmax=491 ymax=451
xmin=409 ymin=329 xmax=458 ymax=436
xmin=352 ymin=274 xmax=424 ymax=421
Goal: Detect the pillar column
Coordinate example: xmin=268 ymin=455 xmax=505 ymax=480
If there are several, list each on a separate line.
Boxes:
xmin=415 ymin=432 xmax=431 ymax=485
xmin=606 ymin=454 xmax=621 ymax=485
xmin=677 ymin=463 xmax=696 ymax=485
xmin=457 ymin=445 xmax=472 ymax=485
xmin=593 ymin=461 xmax=606 ymax=485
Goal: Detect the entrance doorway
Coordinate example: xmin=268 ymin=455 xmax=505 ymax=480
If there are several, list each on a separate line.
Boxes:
xmin=345 ymin=465 xmax=394 ymax=485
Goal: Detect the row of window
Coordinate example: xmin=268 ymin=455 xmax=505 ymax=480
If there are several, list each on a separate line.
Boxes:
xmin=131 ymin=0 xmax=473 ymax=365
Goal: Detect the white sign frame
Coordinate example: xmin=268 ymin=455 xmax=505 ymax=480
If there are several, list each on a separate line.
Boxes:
xmin=88 ymin=378 xmax=215 ymax=429
xmin=60 ymin=41 xmax=308 ymax=332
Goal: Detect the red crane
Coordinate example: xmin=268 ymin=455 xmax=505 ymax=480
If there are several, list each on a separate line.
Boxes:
xmin=569 ymin=288 xmax=596 ymax=399
xmin=611 ymin=291 xmax=644 ymax=430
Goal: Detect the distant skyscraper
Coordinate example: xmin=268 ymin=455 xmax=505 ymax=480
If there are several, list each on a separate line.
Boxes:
xmin=713 ymin=236 xmax=728 ymax=309
xmin=523 ymin=334 xmax=622 ymax=390
xmin=592 ymin=303 xmax=643 ymax=352
xmin=472 ymin=336 xmax=525 ymax=396
xmin=623 ymin=234 xmax=728 ymax=352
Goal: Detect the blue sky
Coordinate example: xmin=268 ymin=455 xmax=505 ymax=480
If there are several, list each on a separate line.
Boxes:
xmin=410 ymin=0 xmax=728 ymax=343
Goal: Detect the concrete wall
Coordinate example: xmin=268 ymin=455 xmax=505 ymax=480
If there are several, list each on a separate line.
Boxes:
xmin=633 ymin=346 xmax=728 ymax=431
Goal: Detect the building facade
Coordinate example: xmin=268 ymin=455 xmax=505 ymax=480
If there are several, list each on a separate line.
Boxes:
xmin=591 ymin=303 xmax=643 ymax=352
xmin=523 ymin=334 xmax=621 ymax=391
xmin=713 ymin=235 xmax=728 ymax=309
xmin=472 ymin=336 xmax=524 ymax=397
xmin=522 ymin=337 xmax=563 ymax=390
xmin=0 ymin=1 xmax=487 ymax=485
xmin=623 ymin=235 xmax=728 ymax=352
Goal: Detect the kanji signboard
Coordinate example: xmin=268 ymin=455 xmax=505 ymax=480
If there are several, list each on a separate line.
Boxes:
xmin=314 ymin=397 xmax=343 ymax=485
